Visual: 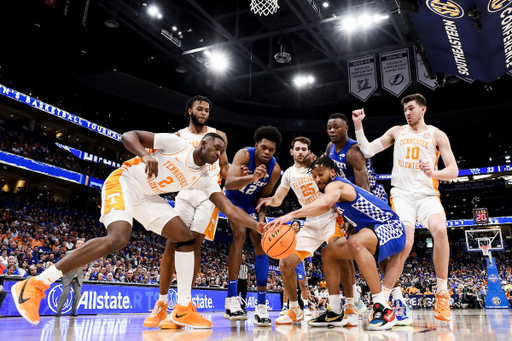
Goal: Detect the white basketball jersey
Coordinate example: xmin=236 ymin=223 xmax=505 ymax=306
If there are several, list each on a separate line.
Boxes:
xmin=178 ymin=127 xmax=221 ymax=181
xmin=392 ymin=125 xmax=440 ymax=196
xmin=119 ymin=134 xmax=220 ymax=197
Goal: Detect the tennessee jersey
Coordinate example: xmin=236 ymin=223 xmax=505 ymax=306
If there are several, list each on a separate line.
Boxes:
xmin=392 ymin=125 xmax=440 ymax=196
xmin=280 ymin=165 xmax=323 ymax=207
xmin=178 ymin=127 xmax=221 ymax=181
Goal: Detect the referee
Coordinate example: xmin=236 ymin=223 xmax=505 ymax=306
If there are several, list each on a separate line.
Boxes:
xmin=237 ymin=254 xmax=249 ymax=310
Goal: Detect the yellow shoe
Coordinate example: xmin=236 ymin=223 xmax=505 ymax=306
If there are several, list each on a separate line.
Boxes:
xmin=170 ymin=302 xmax=212 ymax=329
xmin=11 ymin=277 xmax=50 ymax=325
xmin=434 ymin=291 xmax=452 ymax=322
xmin=144 ymin=300 xmax=169 ymax=327
xmin=159 ymin=314 xmax=184 ymax=329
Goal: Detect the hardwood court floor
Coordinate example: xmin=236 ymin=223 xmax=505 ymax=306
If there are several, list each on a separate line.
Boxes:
xmin=0 ymin=309 xmax=510 ymax=341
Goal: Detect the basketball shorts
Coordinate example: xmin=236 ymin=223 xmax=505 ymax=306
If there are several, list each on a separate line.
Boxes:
xmin=175 ymin=189 xmax=219 ymax=241
xmin=227 ymin=197 xmax=259 ymax=222
xmin=372 ymin=183 xmax=388 ymax=203
xmin=293 ymin=210 xmax=343 ymax=259
xmin=295 ymin=261 xmax=305 ymax=280
xmin=390 ymin=187 xmax=445 ymax=230
xmin=100 ymin=169 xmax=178 ymax=235
xmin=370 ymin=218 xmax=406 ymax=264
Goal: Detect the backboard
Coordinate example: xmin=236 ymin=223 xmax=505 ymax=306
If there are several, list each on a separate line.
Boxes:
xmin=465 ymin=228 xmax=504 ymax=252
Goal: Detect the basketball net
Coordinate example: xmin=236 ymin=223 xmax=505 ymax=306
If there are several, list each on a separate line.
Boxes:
xmin=250 ymin=0 xmax=279 ymax=16
xmin=480 ymin=245 xmax=490 ymax=257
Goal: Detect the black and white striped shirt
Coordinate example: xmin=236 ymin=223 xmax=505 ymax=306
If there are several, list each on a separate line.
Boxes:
xmin=238 ymin=263 xmax=249 ymax=280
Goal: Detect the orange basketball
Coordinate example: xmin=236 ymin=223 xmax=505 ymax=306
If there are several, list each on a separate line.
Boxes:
xmin=261 ymin=224 xmax=297 ymax=259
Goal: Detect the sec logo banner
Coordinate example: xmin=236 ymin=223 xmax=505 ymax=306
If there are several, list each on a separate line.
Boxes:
xmin=488 ymin=0 xmax=512 ymax=12
xmin=426 ymin=0 xmax=464 ymax=19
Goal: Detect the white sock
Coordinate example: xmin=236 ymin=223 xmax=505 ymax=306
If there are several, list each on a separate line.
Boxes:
xmin=382 ymin=286 xmax=392 ymax=303
xmin=36 ymin=265 xmax=63 ymax=286
xmin=290 ymin=301 xmax=299 ymax=309
xmin=437 ymin=278 xmax=447 ymax=293
xmin=283 ymin=302 xmax=288 ymax=308
xmin=159 ymin=294 xmax=168 ymax=303
xmin=392 ymin=286 xmax=404 ymax=302
xmin=175 ymin=251 xmax=194 ymax=306
xmin=353 ymin=284 xmax=359 ymax=302
xmin=329 ymin=295 xmax=342 ymax=314
xmin=303 ymin=298 xmax=309 ymax=307
xmin=346 ymin=297 xmax=354 ymax=306
xmin=372 ymin=292 xmax=390 ymax=308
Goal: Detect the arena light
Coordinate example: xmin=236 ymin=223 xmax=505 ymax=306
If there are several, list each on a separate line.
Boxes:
xmin=373 ymin=14 xmax=389 ymax=22
xmin=148 ymin=6 xmax=159 ymax=17
xmin=360 ymin=14 xmax=373 ymax=28
xmin=323 ymin=2 xmax=330 ymax=8
xmin=156 ymin=13 xmax=162 ymax=19
xmin=342 ymin=18 xmax=356 ymax=32
xmin=208 ymin=52 xmax=228 ymax=71
xmin=294 ymin=75 xmax=315 ymax=87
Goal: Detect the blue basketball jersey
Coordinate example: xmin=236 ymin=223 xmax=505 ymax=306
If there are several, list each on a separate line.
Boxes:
xmin=225 ymin=147 xmax=277 ymax=207
xmin=328 ymin=139 xmax=387 ymax=202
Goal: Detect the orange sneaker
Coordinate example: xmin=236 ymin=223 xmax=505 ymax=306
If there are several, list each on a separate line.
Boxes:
xmin=11 ymin=277 xmax=50 ymax=325
xmin=170 ymin=302 xmax=212 ymax=329
xmin=144 ymin=300 xmax=169 ymax=327
xmin=434 ymin=290 xmax=452 ymax=322
xmin=159 ymin=314 xmax=184 ymax=329
xmin=275 ymin=307 xmax=303 ymax=325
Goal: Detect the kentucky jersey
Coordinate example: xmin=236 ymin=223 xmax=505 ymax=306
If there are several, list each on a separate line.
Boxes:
xmin=328 ymin=139 xmax=387 ymax=202
xmin=225 ymin=147 xmax=276 ymax=208
xmin=111 ymin=134 xmax=220 ymax=197
xmin=332 ymin=176 xmax=404 ymax=252
xmin=178 ymin=127 xmax=221 ymax=182
xmin=392 ymin=125 xmax=440 ymax=196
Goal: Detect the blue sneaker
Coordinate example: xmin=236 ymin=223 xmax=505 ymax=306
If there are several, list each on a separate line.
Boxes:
xmin=355 ymin=298 xmax=367 ymax=315
xmin=368 ymin=303 xmax=397 ymax=331
xmin=393 ymin=299 xmax=413 ymax=326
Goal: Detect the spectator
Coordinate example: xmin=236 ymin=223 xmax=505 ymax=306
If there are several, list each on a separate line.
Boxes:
xmin=25 ymin=265 xmax=38 ymax=277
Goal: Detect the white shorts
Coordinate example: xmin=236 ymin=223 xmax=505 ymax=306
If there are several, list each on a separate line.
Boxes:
xmin=175 ymin=189 xmax=219 ymax=241
xmin=294 ymin=210 xmax=344 ymax=259
xmin=100 ymin=169 xmax=178 ymax=235
xmin=390 ymin=187 xmax=445 ymax=230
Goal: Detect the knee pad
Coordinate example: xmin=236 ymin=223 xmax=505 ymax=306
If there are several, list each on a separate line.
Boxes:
xmin=174 ymin=238 xmax=195 ymax=248
xmin=255 ymin=254 xmax=269 ymax=287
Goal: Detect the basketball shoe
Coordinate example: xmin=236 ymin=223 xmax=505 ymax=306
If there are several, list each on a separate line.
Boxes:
xmin=308 ymin=304 xmax=344 ymax=327
xmin=11 ymin=277 xmax=50 ymax=325
xmin=144 ymin=300 xmax=168 ymax=327
xmin=254 ymin=304 xmax=272 ymax=327
xmin=279 ymin=305 xmax=288 ymax=316
xmin=159 ymin=314 xmax=184 ymax=329
xmin=170 ymin=302 xmax=212 ymax=329
xmin=368 ymin=303 xmax=397 ymax=331
xmin=356 ymin=297 xmax=367 ymax=314
xmin=393 ymin=298 xmax=413 ymax=325
xmin=275 ymin=306 xmax=304 ymax=325
xmin=224 ymin=296 xmax=248 ymax=320
xmin=434 ymin=290 xmax=452 ymax=322
xmin=341 ymin=304 xmax=358 ymax=327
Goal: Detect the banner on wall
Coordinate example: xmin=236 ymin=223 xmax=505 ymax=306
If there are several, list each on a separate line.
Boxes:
xmin=55 ymin=143 xmax=121 ymax=168
xmin=0 ymin=280 xmax=282 ymax=316
xmin=379 ymin=48 xmax=411 ymax=97
xmin=347 ymin=55 xmax=378 ymax=102
xmin=415 ymin=49 xmax=438 ymax=90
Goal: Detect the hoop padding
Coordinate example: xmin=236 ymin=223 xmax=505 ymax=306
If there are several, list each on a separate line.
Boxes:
xmin=250 ymin=0 xmax=279 ymax=16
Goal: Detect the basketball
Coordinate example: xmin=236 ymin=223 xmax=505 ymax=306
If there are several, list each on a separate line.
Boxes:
xmin=261 ymin=224 xmax=297 ymax=259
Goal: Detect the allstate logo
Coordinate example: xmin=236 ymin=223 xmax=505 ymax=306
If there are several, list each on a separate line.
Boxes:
xmin=488 ymin=0 xmax=512 ymax=12
xmin=426 ymin=0 xmax=464 ymax=19
xmin=167 ymin=289 xmax=179 ymax=312
xmin=492 ymin=296 xmax=501 ymax=305
xmin=489 ymin=273 xmax=499 ymax=283
xmin=47 ymin=284 xmax=74 ymax=313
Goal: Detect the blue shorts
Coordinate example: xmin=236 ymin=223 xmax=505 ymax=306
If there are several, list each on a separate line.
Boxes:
xmin=227 ymin=197 xmax=259 ymax=222
xmin=372 ymin=183 xmax=389 ymax=204
xmin=296 ymin=262 xmax=305 ymax=280
xmin=372 ymin=218 xmax=406 ymax=263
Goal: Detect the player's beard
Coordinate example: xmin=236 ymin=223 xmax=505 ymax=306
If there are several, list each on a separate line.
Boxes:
xmin=191 ymin=113 xmax=208 ymax=127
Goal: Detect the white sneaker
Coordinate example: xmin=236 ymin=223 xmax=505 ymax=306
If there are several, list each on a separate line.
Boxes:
xmin=355 ymin=298 xmax=367 ymax=315
xmin=254 ymin=304 xmax=272 ymax=327
xmin=275 ymin=307 xmax=303 ymax=325
xmin=341 ymin=304 xmax=358 ymax=327
xmin=224 ymin=297 xmax=248 ymax=320
xmin=280 ymin=306 xmax=289 ymax=316
xmin=303 ymin=306 xmax=312 ymax=316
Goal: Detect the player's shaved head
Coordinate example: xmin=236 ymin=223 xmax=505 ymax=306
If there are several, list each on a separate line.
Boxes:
xmin=202 ymin=132 xmax=225 ymax=144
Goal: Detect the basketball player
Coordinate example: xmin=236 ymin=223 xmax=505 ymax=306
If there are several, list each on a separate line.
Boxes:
xmin=11 ymin=131 xmax=265 ymax=327
xmin=353 ymin=93 xmax=458 ymax=322
xmin=224 ymin=126 xmax=282 ymax=326
xmin=143 ymin=96 xmax=230 ymax=328
xmin=266 ymin=157 xmax=406 ymax=331
xmin=256 ymin=137 xmax=349 ymax=325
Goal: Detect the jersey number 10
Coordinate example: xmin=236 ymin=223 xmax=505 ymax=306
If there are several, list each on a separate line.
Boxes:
xmin=406 ymin=146 xmax=419 ymax=160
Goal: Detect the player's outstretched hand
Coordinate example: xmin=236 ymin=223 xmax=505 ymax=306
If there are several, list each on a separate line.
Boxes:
xmin=303 ymin=151 xmax=317 ymax=167
xmin=142 ymin=154 xmax=159 ymax=179
xmin=253 ymin=164 xmax=267 ymax=180
xmin=419 ymin=159 xmax=433 ymax=178
xmin=264 ymin=214 xmax=292 ymax=233
xmin=256 ymin=197 xmax=272 ymax=212
xmin=352 ymin=109 xmax=366 ymax=124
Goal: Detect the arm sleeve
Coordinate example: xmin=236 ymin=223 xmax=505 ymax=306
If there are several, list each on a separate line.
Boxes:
xmin=355 ymin=129 xmax=385 ymax=158
xmin=153 ymin=133 xmax=186 ymax=152
xmin=278 ymin=169 xmax=291 ymax=190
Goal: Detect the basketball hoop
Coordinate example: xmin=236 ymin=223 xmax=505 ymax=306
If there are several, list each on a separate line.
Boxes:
xmin=250 ymin=0 xmax=279 ymax=16
xmin=481 ymin=245 xmax=490 ymax=256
